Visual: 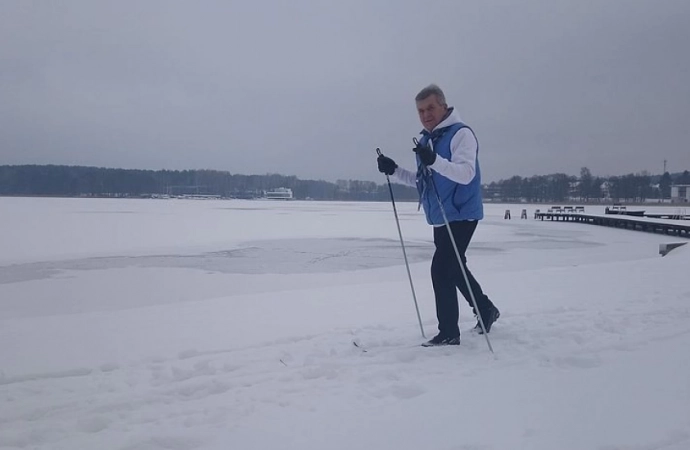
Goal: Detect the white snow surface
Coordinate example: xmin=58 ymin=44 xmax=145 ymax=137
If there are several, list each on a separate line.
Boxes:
xmin=1 ymin=197 xmax=689 ymax=450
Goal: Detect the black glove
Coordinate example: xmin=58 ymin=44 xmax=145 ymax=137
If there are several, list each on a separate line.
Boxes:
xmin=377 ymin=154 xmax=397 ymax=176
xmin=413 ymin=142 xmax=436 ymax=166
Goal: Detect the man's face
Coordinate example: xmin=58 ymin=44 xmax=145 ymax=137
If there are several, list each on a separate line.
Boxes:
xmin=416 ymin=95 xmax=447 ymax=131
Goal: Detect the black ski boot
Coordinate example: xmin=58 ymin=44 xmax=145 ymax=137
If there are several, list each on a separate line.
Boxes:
xmin=473 ymin=306 xmax=500 ymax=334
xmin=422 ymin=334 xmax=460 ymax=347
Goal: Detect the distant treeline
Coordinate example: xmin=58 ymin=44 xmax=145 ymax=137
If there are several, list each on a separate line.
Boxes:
xmin=1 ymin=165 xmax=688 ymax=203
xmin=0 ymin=165 xmax=419 ymax=201
xmin=485 ymin=168 xmax=690 ymax=203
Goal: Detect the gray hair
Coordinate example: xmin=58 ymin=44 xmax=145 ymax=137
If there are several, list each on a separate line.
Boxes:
xmin=415 ymin=84 xmax=447 ymax=106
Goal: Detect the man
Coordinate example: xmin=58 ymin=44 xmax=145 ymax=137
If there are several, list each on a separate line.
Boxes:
xmin=377 ymin=84 xmax=500 ymax=347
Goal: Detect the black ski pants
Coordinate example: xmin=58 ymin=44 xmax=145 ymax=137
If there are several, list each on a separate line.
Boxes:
xmin=431 ymin=220 xmax=495 ymax=338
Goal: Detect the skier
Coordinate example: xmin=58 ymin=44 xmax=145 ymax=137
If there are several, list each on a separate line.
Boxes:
xmin=376 ymin=84 xmax=500 ymax=346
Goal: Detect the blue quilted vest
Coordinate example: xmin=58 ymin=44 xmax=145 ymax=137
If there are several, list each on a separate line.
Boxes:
xmin=416 ymin=122 xmax=483 ymax=225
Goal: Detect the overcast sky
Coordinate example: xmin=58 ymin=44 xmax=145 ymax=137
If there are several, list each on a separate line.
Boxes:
xmin=1 ymin=0 xmax=689 ymax=183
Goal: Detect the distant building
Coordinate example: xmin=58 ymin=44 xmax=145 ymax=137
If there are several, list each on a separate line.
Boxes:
xmin=482 ymin=184 xmax=501 ymax=201
xmin=265 ymin=187 xmax=293 ymax=200
xmin=600 ymin=181 xmax=612 ymax=200
xmin=671 ymin=185 xmax=690 ymax=202
xmin=179 ymin=194 xmax=221 ymax=200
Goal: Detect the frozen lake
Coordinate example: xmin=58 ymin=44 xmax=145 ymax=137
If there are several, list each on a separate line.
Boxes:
xmin=1 ymin=197 xmax=689 ymax=450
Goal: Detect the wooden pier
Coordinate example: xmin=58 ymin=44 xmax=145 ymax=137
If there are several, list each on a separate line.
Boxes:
xmin=534 ymin=212 xmax=690 ymax=238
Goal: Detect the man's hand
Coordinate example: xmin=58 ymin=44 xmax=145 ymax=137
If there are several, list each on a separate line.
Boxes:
xmin=413 ymin=142 xmax=436 ymax=166
xmin=377 ymin=154 xmax=397 ymax=176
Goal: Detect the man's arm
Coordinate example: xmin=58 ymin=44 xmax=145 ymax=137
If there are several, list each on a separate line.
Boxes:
xmin=391 ymin=166 xmax=417 ymax=187
xmin=428 ymin=128 xmax=477 ymax=185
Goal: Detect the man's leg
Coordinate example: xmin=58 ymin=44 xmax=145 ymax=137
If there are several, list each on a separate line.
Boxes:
xmin=447 ymin=221 xmax=497 ymax=318
xmin=431 ymin=226 xmax=461 ymax=338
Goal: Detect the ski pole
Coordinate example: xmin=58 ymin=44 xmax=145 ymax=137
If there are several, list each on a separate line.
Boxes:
xmin=376 ymin=148 xmax=425 ymax=338
xmin=417 ymin=140 xmax=494 ymax=353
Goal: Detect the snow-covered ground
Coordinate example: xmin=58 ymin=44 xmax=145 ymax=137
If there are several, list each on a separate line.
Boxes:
xmin=1 ymin=197 xmax=689 ymax=450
